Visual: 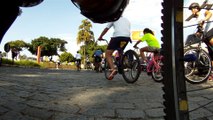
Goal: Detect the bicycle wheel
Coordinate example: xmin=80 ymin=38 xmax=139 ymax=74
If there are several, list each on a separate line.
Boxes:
xmin=151 ymin=56 xmax=163 ymax=82
xmin=184 ymin=47 xmax=212 ymax=84
xmin=122 ymin=50 xmax=141 ymax=83
xmin=104 ymin=58 xmax=115 ymax=79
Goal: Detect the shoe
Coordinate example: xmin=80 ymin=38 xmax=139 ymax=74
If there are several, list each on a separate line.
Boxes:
xmin=108 ymin=69 xmax=118 ymax=80
xmin=208 ymin=74 xmax=213 ymax=81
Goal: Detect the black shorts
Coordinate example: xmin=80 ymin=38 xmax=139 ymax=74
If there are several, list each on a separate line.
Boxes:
xmin=205 ymin=28 xmax=213 ymax=60
xmin=107 ymin=37 xmax=131 ymax=51
xmin=205 ymin=28 xmax=213 ymax=43
xmin=94 ymin=56 xmax=102 ymax=62
xmin=207 ymin=46 xmax=213 ymax=60
xmin=76 ymin=59 xmax=81 ymax=64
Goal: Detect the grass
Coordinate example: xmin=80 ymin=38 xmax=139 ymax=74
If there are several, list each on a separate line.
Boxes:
xmin=1 ymin=58 xmax=76 ymax=69
xmin=2 ymin=58 xmax=41 ymax=68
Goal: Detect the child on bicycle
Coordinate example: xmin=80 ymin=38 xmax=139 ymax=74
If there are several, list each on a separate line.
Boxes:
xmin=186 ymin=2 xmax=213 ymax=80
xmin=133 ymin=28 xmax=161 ymax=64
xmin=98 ymin=16 xmax=132 ymax=80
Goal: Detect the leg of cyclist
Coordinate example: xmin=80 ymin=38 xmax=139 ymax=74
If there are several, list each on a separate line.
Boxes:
xmin=205 ymin=29 xmax=213 ymax=80
xmin=106 ymin=49 xmax=118 ymax=80
xmin=207 ymin=46 xmax=213 ymax=80
xmin=140 ymin=46 xmax=149 ymax=64
xmin=106 ymin=37 xmax=130 ymax=80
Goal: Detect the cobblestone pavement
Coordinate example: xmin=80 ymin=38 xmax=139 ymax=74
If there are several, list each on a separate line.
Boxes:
xmin=0 ymin=66 xmax=213 ymax=120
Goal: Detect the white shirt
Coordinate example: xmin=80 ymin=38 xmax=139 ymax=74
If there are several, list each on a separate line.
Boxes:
xmin=75 ymin=53 xmax=81 ymax=59
xmin=106 ymin=16 xmax=131 ymax=37
xmin=184 ymin=9 xmax=213 ymax=42
xmin=184 ymin=10 xmax=213 ymax=32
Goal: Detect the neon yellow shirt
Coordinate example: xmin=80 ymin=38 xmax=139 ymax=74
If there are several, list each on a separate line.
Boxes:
xmin=140 ymin=33 xmax=160 ymax=48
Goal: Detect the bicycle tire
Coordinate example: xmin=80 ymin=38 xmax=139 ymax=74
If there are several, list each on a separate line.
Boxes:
xmin=104 ymin=58 xmax=112 ymax=80
xmin=122 ymin=50 xmax=141 ymax=83
xmin=184 ymin=47 xmax=212 ymax=84
xmin=151 ymin=56 xmax=164 ymax=82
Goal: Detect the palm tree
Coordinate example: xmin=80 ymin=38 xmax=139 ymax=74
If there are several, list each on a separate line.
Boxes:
xmin=76 ymin=19 xmax=95 ymax=67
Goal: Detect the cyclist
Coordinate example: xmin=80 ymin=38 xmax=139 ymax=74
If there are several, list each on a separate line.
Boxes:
xmin=186 ymin=2 xmax=213 ymax=79
xmin=133 ymin=28 xmax=161 ymax=64
xmin=93 ymin=49 xmax=103 ymax=72
xmin=98 ymin=16 xmax=132 ymax=80
xmin=85 ymin=55 xmax=91 ymax=69
xmin=75 ymin=51 xmax=82 ymax=70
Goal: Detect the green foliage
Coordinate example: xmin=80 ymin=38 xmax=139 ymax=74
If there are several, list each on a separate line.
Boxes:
xmin=28 ymin=36 xmax=67 ymax=57
xmin=8 ymin=40 xmax=29 ymax=51
xmin=59 ymin=52 xmax=75 ymax=62
xmin=76 ymin=19 xmax=95 ymax=45
xmin=80 ymin=41 xmax=107 ymax=61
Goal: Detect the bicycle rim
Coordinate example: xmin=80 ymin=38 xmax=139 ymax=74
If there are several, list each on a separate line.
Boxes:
xmin=184 ymin=48 xmax=212 ymax=84
xmin=151 ymin=59 xmax=163 ymax=82
xmin=122 ymin=50 xmax=141 ymax=83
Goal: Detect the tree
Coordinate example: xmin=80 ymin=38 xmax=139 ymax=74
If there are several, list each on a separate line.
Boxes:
xmin=76 ymin=19 xmax=95 ymax=66
xmin=76 ymin=19 xmax=95 ymax=44
xmin=8 ymin=40 xmax=29 ymax=62
xmin=59 ymin=52 xmax=74 ymax=63
xmin=8 ymin=40 xmax=29 ymax=51
xmin=28 ymin=36 xmax=67 ymax=57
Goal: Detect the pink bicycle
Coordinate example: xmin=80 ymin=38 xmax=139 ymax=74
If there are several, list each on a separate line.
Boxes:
xmin=140 ymin=50 xmax=164 ymax=82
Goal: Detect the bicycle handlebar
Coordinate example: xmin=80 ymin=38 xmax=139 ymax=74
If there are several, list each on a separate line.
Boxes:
xmin=96 ymin=39 xmax=109 ymax=44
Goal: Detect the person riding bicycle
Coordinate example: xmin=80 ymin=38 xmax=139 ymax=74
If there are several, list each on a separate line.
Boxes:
xmin=133 ymin=28 xmax=161 ymax=65
xmin=93 ymin=49 xmax=103 ymax=72
xmin=75 ymin=51 xmax=82 ymax=70
xmin=98 ymin=16 xmax=132 ymax=80
xmin=186 ymin=2 xmax=213 ymax=79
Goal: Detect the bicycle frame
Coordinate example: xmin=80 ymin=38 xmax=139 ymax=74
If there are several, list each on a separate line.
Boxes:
xmin=147 ymin=52 xmax=162 ymax=73
xmin=100 ymin=38 xmax=141 ymax=83
xmin=136 ymin=49 xmax=163 ymax=82
xmin=114 ymin=49 xmax=124 ymax=74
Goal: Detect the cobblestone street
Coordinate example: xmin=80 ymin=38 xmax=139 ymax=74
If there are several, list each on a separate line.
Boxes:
xmin=0 ymin=66 xmax=213 ymax=120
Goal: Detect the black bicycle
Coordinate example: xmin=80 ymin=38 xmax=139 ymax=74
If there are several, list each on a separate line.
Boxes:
xmin=75 ymin=59 xmax=81 ymax=71
xmin=184 ymin=23 xmax=212 ymax=84
xmin=99 ymin=39 xmax=141 ymax=83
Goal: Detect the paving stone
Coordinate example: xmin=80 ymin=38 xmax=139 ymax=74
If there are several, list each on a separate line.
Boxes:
xmin=0 ymin=106 xmax=9 ymax=115
xmin=21 ymin=107 xmax=53 ymax=120
xmin=83 ymin=108 xmax=115 ymax=118
xmin=145 ymin=108 xmax=165 ymax=118
xmin=116 ymin=109 xmax=145 ymax=119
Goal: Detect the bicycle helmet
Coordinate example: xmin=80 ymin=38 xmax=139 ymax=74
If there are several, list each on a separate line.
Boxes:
xmin=71 ymin=0 xmax=129 ymax=23
xmin=189 ymin=2 xmax=201 ymax=11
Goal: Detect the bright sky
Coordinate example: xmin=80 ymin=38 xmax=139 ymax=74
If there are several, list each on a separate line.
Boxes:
xmin=0 ymin=0 xmax=163 ymax=57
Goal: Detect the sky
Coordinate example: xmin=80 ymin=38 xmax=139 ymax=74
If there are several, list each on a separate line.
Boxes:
xmin=0 ymin=0 xmax=163 ymax=57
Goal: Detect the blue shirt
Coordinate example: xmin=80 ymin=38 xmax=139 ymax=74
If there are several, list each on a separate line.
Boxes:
xmin=94 ymin=50 xmax=103 ymax=57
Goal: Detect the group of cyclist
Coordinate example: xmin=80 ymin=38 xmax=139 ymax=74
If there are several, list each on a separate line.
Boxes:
xmin=75 ymin=49 xmax=104 ymax=72
xmin=97 ymin=16 xmax=161 ymax=80
xmin=96 ymin=0 xmax=213 ymax=81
